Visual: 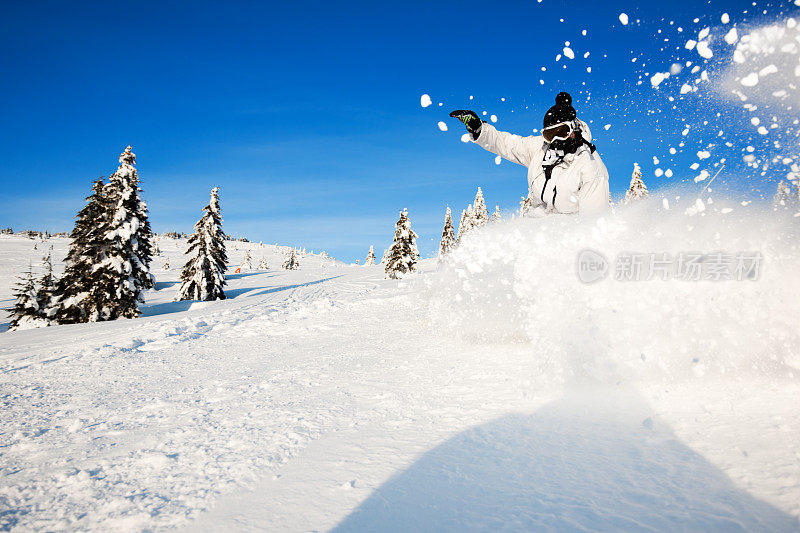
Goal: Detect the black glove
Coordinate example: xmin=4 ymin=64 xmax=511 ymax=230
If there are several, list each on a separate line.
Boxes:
xmin=449 ymin=110 xmax=483 ymax=140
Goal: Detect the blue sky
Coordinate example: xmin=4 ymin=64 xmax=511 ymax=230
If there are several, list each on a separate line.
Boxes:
xmin=0 ymin=0 xmax=794 ymax=261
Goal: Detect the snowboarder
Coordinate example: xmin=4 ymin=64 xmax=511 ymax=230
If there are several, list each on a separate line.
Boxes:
xmin=451 ymin=92 xmax=610 ymax=216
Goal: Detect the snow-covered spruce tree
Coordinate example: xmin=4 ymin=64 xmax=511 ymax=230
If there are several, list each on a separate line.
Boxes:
xmin=519 ymin=193 xmax=535 ymax=217
xmin=380 ymin=248 xmax=388 ymax=264
xmin=773 ymin=180 xmax=792 ymax=208
xmin=385 ymin=208 xmax=419 ymax=279
xmin=36 ymin=248 xmax=55 ymax=320
xmin=282 ymin=249 xmax=299 ymax=270
xmin=51 ymin=178 xmax=110 ymax=323
xmin=439 ymin=206 xmax=456 ymax=256
xmin=240 ymin=249 xmax=252 ymax=270
xmin=8 ymin=266 xmax=46 ymax=331
xmin=456 ymin=208 xmax=467 ymax=237
xmin=472 ymin=187 xmax=489 ymax=228
xmin=624 ymin=162 xmax=649 ymax=204
xmin=455 ymin=208 xmax=468 ymax=244
xmin=257 ymin=257 xmax=269 ymax=270
xmin=364 ymin=245 xmax=376 ymax=266
xmin=162 ymin=259 xmax=170 ymax=270
xmin=491 ymin=205 xmax=502 ymax=222
xmin=176 ymin=187 xmax=228 ymax=301
xmin=95 ymin=146 xmax=155 ymax=319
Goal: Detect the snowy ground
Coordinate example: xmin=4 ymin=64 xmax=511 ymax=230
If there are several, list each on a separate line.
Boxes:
xmin=1 ymin=203 xmax=800 ymax=531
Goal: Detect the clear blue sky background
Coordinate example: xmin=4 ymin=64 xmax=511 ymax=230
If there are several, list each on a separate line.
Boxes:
xmin=0 ymin=0 xmax=792 ymax=261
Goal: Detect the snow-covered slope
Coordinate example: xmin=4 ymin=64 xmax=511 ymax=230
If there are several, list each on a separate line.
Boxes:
xmin=1 ymin=202 xmax=799 ymax=531
xmin=0 ymin=235 xmax=344 ymax=331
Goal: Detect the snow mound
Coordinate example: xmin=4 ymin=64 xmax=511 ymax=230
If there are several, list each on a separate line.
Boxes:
xmin=421 ymin=198 xmax=800 ymax=385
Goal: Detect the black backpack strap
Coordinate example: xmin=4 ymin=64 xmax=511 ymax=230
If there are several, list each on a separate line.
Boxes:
xmin=541 ymin=153 xmax=564 ymax=204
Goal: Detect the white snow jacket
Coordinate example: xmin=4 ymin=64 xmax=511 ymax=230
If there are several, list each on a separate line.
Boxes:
xmin=474 ymin=121 xmax=610 ymax=216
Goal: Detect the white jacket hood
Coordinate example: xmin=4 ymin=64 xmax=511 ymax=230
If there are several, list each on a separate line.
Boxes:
xmin=576 ymin=119 xmax=593 ymax=143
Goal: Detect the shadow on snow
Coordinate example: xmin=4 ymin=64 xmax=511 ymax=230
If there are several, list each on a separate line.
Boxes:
xmin=249 ymin=276 xmax=344 ymax=297
xmin=140 ymin=276 xmax=343 ymax=318
xmin=333 ymin=392 xmax=796 ymax=532
xmin=226 ymin=271 xmax=274 ymax=280
xmin=140 ymin=300 xmax=197 ymax=317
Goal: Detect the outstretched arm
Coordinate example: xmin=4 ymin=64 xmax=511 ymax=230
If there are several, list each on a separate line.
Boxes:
xmin=450 ymin=109 xmax=540 ymax=167
xmin=473 ymin=123 xmax=537 ymax=167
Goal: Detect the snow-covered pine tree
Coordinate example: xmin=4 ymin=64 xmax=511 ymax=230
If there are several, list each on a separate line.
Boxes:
xmin=773 ymin=180 xmax=792 ymax=208
xmin=240 ymin=249 xmax=252 ymax=270
xmin=364 ymin=245 xmax=376 ymax=266
xmin=176 ymin=187 xmax=228 ymax=301
xmin=162 ymin=259 xmax=170 ymax=270
xmin=36 ymin=248 xmax=55 ymax=321
xmin=465 ymin=204 xmax=475 ymax=232
xmin=793 ymin=180 xmax=800 ymax=205
xmin=624 ymin=163 xmax=649 ymax=204
xmin=472 ymin=187 xmax=490 ymax=228
xmin=385 ymin=208 xmax=419 ymax=279
xmin=491 ymin=205 xmax=502 ymax=222
xmin=95 ymin=146 xmax=155 ymax=319
xmin=50 ymin=178 xmax=109 ymax=323
xmin=282 ymin=249 xmax=299 ymax=270
xmin=439 ymin=206 xmax=456 ymax=256
xmin=8 ymin=266 xmax=46 ymax=331
xmin=456 ymin=208 xmax=468 ymax=243
xmin=257 ymin=257 xmax=269 ymax=270
xmin=519 ymin=193 xmax=535 ymax=217
xmin=380 ymin=248 xmax=388 ymax=264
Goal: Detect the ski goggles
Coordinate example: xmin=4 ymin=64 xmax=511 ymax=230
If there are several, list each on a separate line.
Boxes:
xmin=542 ymin=121 xmax=575 ymax=143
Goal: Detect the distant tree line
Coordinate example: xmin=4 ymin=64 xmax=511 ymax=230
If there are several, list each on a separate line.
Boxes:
xmin=0 ymin=228 xmax=69 ymax=238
